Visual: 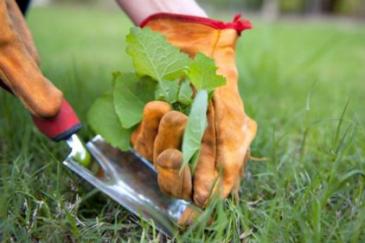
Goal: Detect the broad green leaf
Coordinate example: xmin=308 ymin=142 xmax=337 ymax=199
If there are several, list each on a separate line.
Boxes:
xmin=154 ymin=80 xmax=180 ymax=104
xmin=113 ymin=73 xmax=156 ymax=128
xmin=187 ymin=53 xmax=226 ymax=91
xmin=182 ymin=90 xmax=209 ymax=167
xmin=178 ymin=80 xmax=193 ymax=105
xmin=126 ymin=27 xmax=190 ymax=82
xmin=87 ymin=95 xmax=132 ymax=151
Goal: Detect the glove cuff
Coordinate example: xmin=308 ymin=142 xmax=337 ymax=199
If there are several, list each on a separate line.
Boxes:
xmin=140 ymin=13 xmax=252 ymax=35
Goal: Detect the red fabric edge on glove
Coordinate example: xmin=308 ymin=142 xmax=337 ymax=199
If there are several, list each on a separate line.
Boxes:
xmin=140 ymin=13 xmax=252 ymax=35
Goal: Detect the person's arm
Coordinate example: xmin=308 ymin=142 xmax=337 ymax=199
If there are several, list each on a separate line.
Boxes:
xmin=115 ymin=0 xmax=207 ymax=25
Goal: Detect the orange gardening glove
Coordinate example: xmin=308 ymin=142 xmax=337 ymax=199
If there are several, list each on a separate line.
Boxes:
xmin=131 ymin=14 xmax=257 ymax=208
xmin=0 ymin=0 xmax=63 ymax=118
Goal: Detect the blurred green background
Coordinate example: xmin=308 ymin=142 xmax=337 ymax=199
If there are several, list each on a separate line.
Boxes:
xmin=200 ymin=0 xmax=365 ymax=16
xmin=0 ymin=0 xmax=364 ymax=242
xmin=51 ymin=0 xmax=365 ymax=17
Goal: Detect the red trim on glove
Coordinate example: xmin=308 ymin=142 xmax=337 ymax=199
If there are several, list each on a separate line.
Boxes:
xmin=140 ymin=13 xmax=252 ymax=35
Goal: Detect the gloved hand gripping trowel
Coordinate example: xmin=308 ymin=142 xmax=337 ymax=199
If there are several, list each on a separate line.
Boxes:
xmin=0 ymin=0 xmax=198 ymax=236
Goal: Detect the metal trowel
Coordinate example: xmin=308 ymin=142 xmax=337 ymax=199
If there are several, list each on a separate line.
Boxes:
xmin=64 ymin=134 xmax=197 ymax=236
xmin=0 ymin=81 xmax=197 ymax=236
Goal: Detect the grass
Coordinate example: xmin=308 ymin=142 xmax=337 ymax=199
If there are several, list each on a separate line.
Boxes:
xmin=1 ymin=6 xmax=365 ymax=242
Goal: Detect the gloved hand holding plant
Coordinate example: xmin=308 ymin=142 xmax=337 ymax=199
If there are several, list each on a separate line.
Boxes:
xmin=88 ymin=14 xmax=257 ymax=218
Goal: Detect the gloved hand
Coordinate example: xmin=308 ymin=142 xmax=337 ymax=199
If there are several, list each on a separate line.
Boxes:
xmin=131 ymin=13 xmax=257 ymax=208
xmin=0 ymin=0 xmax=63 ymax=118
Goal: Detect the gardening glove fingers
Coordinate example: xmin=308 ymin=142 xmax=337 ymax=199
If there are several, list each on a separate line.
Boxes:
xmin=131 ymin=101 xmax=171 ymax=161
xmin=155 ymin=149 xmax=192 ymax=201
xmin=0 ymin=0 xmax=63 ymax=118
xmin=153 ymin=111 xmax=187 ymax=163
xmin=154 ymin=130 xmax=213 ymax=225
xmin=151 ymin=104 xmax=255 ymax=207
xmin=153 ymin=111 xmax=192 ymax=200
xmin=142 ymin=13 xmax=257 ymax=205
xmin=6 ymin=0 xmax=39 ymax=63
xmin=131 ymin=104 xmax=193 ymax=200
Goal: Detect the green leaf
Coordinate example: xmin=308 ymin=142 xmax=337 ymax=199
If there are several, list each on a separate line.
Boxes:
xmin=113 ymin=73 xmax=156 ymax=128
xmin=154 ymin=80 xmax=180 ymax=104
xmin=126 ymin=27 xmax=190 ymax=82
xmin=178 ymin=80 xmax=193 ymax=105
xmin=87 ymin=95 xmax=132 ymax=151
xmin=187 ymin=53 xmax=226 ymax=91
xmin=182 ymin=90 xmax=209 ymax=167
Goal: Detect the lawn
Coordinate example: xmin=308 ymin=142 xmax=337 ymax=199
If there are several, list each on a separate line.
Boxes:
xmin=1 ymin=6 xmax=365 ymax=242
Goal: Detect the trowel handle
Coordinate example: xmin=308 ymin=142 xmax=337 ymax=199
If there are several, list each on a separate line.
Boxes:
xmin=32 ymin=99 xmax=81 ymax=141
xmin=0 ymin=81 xmax=81 ymax=142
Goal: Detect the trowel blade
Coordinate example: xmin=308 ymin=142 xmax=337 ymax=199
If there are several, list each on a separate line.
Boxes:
xmin=63 ymin=135 xmax=192 ymax=237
